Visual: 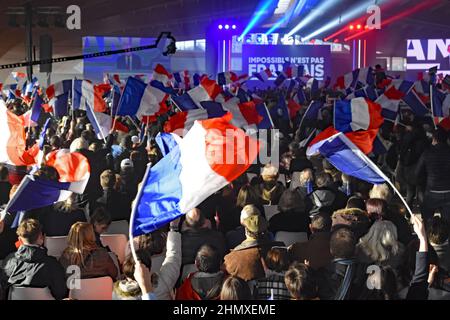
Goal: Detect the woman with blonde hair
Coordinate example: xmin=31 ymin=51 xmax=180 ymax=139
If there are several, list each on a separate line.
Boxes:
xmin=356 ymin=220 xmax=404 ymax=270
xmin=59 ymin=222 xmax=118 ymax=280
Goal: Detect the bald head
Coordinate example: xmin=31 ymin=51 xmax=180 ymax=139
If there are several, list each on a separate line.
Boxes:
xmin=185 ymin=208 xmax=204 ymax=229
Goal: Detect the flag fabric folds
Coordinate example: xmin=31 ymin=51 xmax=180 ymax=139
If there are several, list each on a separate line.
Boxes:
xmin=308 ymin=132 xmax=386 ymax=184
xmin=334 ymin=97 xmax=384 ymax=133
xmin=0 ymin=100 xmax=35 ymax=166
xmin=132 ymin=114 xmax=260 ymax=236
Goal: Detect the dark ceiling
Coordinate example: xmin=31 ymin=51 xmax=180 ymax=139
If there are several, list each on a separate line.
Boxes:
xmin=0 ymin=0 xmax=448 ymax=65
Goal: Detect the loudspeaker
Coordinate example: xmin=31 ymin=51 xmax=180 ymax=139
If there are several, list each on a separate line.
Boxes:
xmin=39 ymin=34 xmax=53 ymax=73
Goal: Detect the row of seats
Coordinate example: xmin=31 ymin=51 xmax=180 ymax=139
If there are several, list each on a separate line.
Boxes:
xmin=8 ymin=277 xmax=114 ymax=300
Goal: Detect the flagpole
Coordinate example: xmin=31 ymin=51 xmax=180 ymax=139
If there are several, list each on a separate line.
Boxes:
xmin=88 ymin=104 xmax=107 ymax=144
xmin=297 ymin=100 xmax=313 ymax=138
xmin=129 ymin=162 xmax=152 ymax=264
xmin=430 ymin=83 xmax=438 ymax=129
xmin=264 ymin=103 xmax=275 ymax=128
xmin=170 ymin=96 xmax=183 ymax=113
xmin=127 ymin=115 xmax=141 ymax=132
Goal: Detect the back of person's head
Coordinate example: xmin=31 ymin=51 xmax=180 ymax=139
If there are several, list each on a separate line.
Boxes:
xmin=130 ymin=150 xmax=141 ymax=162
xmin=310 ymin=213 xmax=332 ymax=233
xmin=428 ymin=216 xmax=449 ymax=245
xmin=278 ymin=189 xmax=305 ymax=213
xmin=284 ymin=262 xmax=317 ymax=300
xmin=70 ymin=137 xmax=89 ymax=152
xmin=90 ymin=207 xmax=112 ymax=232
xmin=220 ymin=276 xmax=252 ymax=300
xmin=16 ymin=219 xmax=43 ymax=245
xmin=242 ymin=214 xmax=268 ymax=240
xmin=185 ymin=208 xmax=205 ymax=230
xmin=81 ymin=130 xmax=93 ymax=143
xmin=346 ymin=196 xmax=366 ymax=211
xmin=330 ymin=227 xmax=356 ymax=259
xmin=363 ymin=265 xmax=399 ymax=300
xmin=261 ymin=164 xmax=279 ymax=182
xmin=366 ymin=198 xmax=388 ymax=221
xmin=134 ymin=231 xmax=166 ymax=255
xmin=299 ymin=168 xmax=314 ymax=186
xmin=65 ymin=222 xmax=97 ymax=266
xmin=236 ymin=184 xmax=260 ymax=208
xmin=331 ymin=207 xmax=370 ymax=239
xmin=195 ymin=244 xmax=221 ymax=274
xmin=315 ymin=172 xmax=333 ymax=188
xmin=34 ymin=165 xmax=60 ymax=181
xmin=122 ymin=249 xmax=152 ymax=280
xmin=89 ymin=142 xmax=101 ymax=152
xmin=121 ymin=135 xmax=133 ymax=150
xmin=265 ymin=247 xmax=290 ymax=273
xmin=357 ymin=220 xmax=400 ymax=263
xmin=240 ymin=204 xmax=261 ymax=224
xmin=100 ymin=169 xmax=116 ymax=189
xmin=0 ymin=164 xmax=9 ymax=181
xmin=432 ymin=127 xmax=448 ymax=144
xmin=369 ymin=184 xmax=392 ymax=202
xmin=50 ymin=136 xmax=61 ymax=149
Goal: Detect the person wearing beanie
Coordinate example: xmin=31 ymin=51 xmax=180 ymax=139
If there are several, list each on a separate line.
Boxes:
xmin=223 ymin=205 xmax=284 ymax=282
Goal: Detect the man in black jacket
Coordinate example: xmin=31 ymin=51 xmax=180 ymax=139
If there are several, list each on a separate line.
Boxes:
xmin=415 ymin=128 xmax=450 ymax=222
xmin=0 ymin=219 xmax=68 ymax=300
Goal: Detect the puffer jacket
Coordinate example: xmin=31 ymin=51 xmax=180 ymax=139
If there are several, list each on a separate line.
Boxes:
xmin=331 ymin=208 xmax=370 ymax=239
xmin=0 ymin=245 xmax=68 ymax=300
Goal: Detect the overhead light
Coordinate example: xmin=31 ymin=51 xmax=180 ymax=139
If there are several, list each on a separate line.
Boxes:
xmin=376 ymin=51 xmax=382 ymax=54
xmin=218 ymin=24 xmax=223 ymax=29
xmin=287 ymin=0 xmax=340 ymax=37
xmin=232 ymin=24 xmax=236 ymax=29
xmin=239 ymin=0 xmax=278 ymax=41
xmin=225 ymin=24 xmax=229 ymax=29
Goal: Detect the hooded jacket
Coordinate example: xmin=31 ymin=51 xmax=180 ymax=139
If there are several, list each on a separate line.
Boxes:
xmin=0 ymin=245 xmax=68 ymax=300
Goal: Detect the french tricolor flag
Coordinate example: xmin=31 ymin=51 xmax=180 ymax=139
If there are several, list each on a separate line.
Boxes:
xmin=46 ymin=80 xmax=72 ymax=118
xmin=253 ymin=69 xmax=274 ymax=82
xmin=375 ymin=85 xmax=405 ymax=121
xmin=221 ymin=98 xmax=263 ymax=129
xmin=334 ymin=97 xmax=384 ymax=133
xmin=186 ymin=77 xmax=224 ymax=108
xmin=72 ymin=80 xmax=109 ymax=113
xmin=284 ymin=63 xmax=304 ymax=79
xmin=5 ymin=150 xmax=90 ymax=213
xmin=173 ymin=70 xmax=191 ymax=90
xmin=11 ymin=72 xmax=26 ymax=82
xmin=0 ymin=100 xmax=36 ymax=166
xmin=152 ymin=64 xmax=173 ymax=86
xmin=431 ymin=87 xmax=450 ymax=130
xmin=131 ymin=114 xmax=260 ymax=236
xmin=117 ymin=77 xmax=170 ymax=119
xmin=164 ymin=104 xmax=226 ymax=136
xmin=307 ymin=132 xmax=387 ymax=185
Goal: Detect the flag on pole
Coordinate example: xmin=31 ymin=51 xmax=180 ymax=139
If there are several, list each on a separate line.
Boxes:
xmin=131 ymin=114 xmax=260 ymax=236
xmin=334 ymin=97 xmax=384 ymax=133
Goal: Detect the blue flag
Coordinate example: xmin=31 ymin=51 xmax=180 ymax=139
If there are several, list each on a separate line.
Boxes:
xmin=39 ymin=118 xmax=51 ymax=150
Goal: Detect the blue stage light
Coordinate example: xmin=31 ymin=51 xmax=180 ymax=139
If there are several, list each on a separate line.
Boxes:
xmin=239 ymin=0 xmax=275 ymax=41
xmin=232 ymin=24 xmax=236 ymax=29
xmin=218 ymin=24 xmax=223 ymax=29
xmin=225 ymin=24 xmax=230 ymax=29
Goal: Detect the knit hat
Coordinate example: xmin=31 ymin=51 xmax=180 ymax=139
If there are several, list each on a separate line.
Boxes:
xmin=242 ymin=215 xmax=268 ymax=234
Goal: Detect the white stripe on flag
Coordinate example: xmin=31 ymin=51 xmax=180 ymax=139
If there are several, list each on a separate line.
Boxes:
xmin=350 ymin=97 xmax=370 ymax=131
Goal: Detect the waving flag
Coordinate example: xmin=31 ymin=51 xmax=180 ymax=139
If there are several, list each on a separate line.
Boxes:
xmin=306 ymin=78 xmax=320 ymax=98
xmin=335 ymin=69 xmax=359 ymax=90
xmin=86 ymin=107 xmax=112 ymax=140
xmin=270 ymin=94 xmax=290 ymax=121
xmin=0 ymin=100 xmax=35 ymax=166
xmin=30 ymin=94 xmax=44 ymax=123
xmin=431 ymin=87 xmax=450 ymax=130
xmin=117 ymin=77 xmax=169 ymax=119
xmin=218 ymin=98 xmax=263 ymax=129
xmin=11 ymin=72 xmax=26 ymax=82
xmin=255 ymin=103 xmax=274 ymax=129
xmin=164 ymin=105 xmax=226 ymax=136
xmin=391 ymin=79 xmax=429 ymax=117
xmin=5 ymin=175 xmax=86 ymax=213
xmin=72 ymin=80 xmax=109 ymax=112
xmin=308 ymin=126 xmax=378 ymax=156
xmin=375 ymin=85 xmax=405 ymax=121
xmin=132 ymin=114 xmax=260 ymax=236
xmin=38 ymin=118 xmax=51 ymax=150
xmin=152 ymin=64 xmax=173 ymax=86
xmin=334 ymin=97 xmax=384 ymax=133
xmin=308 ymin=132 xmax=386 ymax=184
xmin=302 ymin=100 xmax=324 ymax=122
xmin=173 ymin=70 xmax=191 ymax=90
xmin=187 ymin=77 xmax=224 ymax=108
xmin=287 ymin=98 xmax=302 ymax=119
xmin=253 ymin=69 xmax=274 ymax=82
xmin=284 ymin=63 xmax=304 ymax=79
xmin=46 ymin=80 xmax=72 ymax=118
xmin=171 ymin=93 xmax=200 ymax=111
xmin=46 ymin=149 xmax=90 ymax=184
xmin=217 ymin=72 xmax=238 ymax=86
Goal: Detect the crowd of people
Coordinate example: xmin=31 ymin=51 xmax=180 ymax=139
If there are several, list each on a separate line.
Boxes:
xmin=0 ymin=65 xmax=450 ymax=300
